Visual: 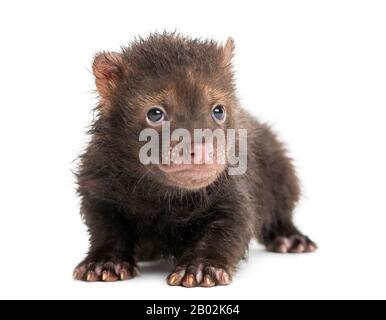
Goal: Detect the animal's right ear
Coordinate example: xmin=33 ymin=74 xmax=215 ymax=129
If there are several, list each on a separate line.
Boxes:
xmin=92 ymin=52 xmax=124 ymax=101
xmin=222 ymin=37 xmax=235 ymax=67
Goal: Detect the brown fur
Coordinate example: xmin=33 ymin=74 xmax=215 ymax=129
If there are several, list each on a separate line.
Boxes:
xmin=73 ymin=32 xmax=316 ymax=287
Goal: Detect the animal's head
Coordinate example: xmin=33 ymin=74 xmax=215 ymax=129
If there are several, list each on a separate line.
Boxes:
xmin=92 ymin=33 xmax=241 ymax=190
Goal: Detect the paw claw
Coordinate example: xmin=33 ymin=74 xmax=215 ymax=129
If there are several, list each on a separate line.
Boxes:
xmin=102 ymin=271 xmax=119 ymax=282
xmin=218 ymin=271 xmax=231 ymax=285
xmin=291 ymin=244 xmax=305 ymax=253
xmin=86 ymin=271 xmax=98 ymax=282
xmin=74 ymin=260 xmax=137 ymax=282
xmin=201 ymin=275 xmax=215 ymax=287
xmin=278 ymin=244 xmax=288 ymax=253
xmin=168 ymin=272 xmax=184 ymax=286
xmin=182 ymin=275 xmax=196 ymax=288
xmin=266 ymin=234 xmax=317 ymax=254
xmin=119 ymin=270 xmax=128 ymax=281
xmin=168 ymin=264 xmax=231 ymax=288
xmin=169 ymin=275 xmax=178 ymax=286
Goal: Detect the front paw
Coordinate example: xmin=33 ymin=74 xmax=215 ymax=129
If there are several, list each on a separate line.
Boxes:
xmin=73 ymin=260 xmax=139 ymax=282
xmin=167 ymin=263 xmax=232 ymax=288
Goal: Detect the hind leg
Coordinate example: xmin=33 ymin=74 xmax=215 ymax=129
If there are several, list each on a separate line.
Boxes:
xmin=259 ymin=143 xmax=316 ymax=253
xmin=260 ymin=185 xmax=317 ymax=254
xmin=252 ymin=124 xmax=317 ymax=253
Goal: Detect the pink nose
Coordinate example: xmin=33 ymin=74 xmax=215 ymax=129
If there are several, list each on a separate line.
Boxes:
xmin=191 ymin=143 xmax=214 ymax=164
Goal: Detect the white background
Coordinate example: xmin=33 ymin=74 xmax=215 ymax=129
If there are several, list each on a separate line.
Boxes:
xmin=0 ymin=0 xmax=385 ymax=300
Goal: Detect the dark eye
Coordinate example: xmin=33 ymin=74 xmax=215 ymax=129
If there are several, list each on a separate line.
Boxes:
xmin=212 ymin=104 xmax=226 ymax=122
xmin=147 ymin=107 xmax=165 ymax=124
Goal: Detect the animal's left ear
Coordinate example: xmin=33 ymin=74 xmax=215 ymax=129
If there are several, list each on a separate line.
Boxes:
xmin=222 ymin=37 xmax=235 ymax=66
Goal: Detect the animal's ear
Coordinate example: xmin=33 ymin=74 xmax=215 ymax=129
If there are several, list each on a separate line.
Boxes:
xmin=222 ymin=37 xmax=235 ymax=67
xmin=92 ymin=52 xmax=124 ymax=100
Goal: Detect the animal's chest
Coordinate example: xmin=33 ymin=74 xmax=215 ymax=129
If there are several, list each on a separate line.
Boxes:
xmin=132 ymin=202 xmax=210 ymax=260
xmin=134 ymin=213 xmax=196 ymax=260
